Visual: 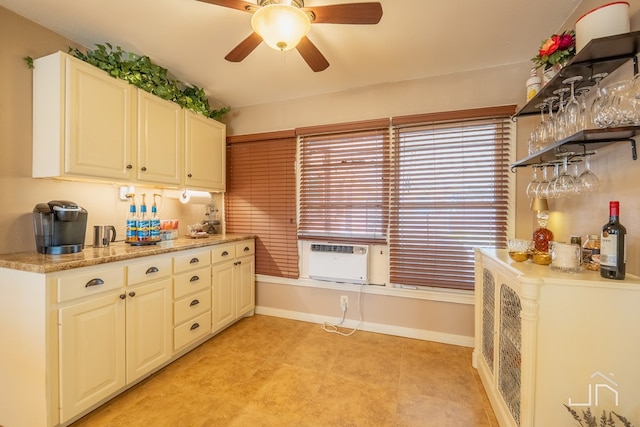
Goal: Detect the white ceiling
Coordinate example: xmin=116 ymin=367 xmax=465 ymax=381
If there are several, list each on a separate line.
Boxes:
xmin=2 ymin=0 xmax=586 ymax=108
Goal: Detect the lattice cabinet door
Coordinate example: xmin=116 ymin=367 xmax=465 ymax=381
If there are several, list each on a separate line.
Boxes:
xmin=498 ymin=283 xmax=522 ymax=426
xmin=481 ymin=268 xmax=496 ymax=373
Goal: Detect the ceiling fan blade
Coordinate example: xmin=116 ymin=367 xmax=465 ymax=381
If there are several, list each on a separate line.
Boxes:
xmin=196 ymin=0 xmax=257 ymax=13
xmin=296 ymin=36 xmax=330 ymax=72
xmin=225 ymin=32 xmax=263 ymax=62
xmin=303 ymin=2 xmax=383 ymax=24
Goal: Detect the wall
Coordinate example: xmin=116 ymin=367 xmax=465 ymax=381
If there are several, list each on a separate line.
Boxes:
xmin=0 ymin=7 xmax=215 ymax=254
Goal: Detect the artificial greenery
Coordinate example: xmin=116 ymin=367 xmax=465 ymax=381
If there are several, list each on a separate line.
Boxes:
xmin=25 ymin=43 xmax=229 ymax=120
xmin=564 ymin=404 xmax=635 ymax=427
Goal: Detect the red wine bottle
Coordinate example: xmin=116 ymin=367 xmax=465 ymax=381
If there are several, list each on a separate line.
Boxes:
xmin=600 ymin=201 xmax=626 ymax=280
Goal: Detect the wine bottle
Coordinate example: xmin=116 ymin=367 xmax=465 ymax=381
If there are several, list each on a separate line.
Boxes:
xmin=600 ymin=201 xmax=626 ymax=280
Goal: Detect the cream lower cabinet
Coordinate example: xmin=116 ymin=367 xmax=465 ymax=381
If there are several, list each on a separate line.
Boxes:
xmin=473 ymin=248 xmax=640 ymax=427
xmin=58 ymin=255 xmax=172 ymax=424
xmin=211 ymin=239 xmax=255 ymax=333
xmin=172 ymin=248 xmax=212 ymax=351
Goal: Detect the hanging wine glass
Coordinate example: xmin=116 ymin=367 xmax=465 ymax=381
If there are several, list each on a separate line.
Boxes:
xmin=528 ymin=103 xmax=546 ymax=155
xmin=535 ymin=165 xmax=550 ymax=199
xmin=562 ymin=76 xmax=583 ymax=136
xmin=526 ymin=166 xmax=540 ymax=199
xmin=542 ymin=96 xmax=559 ymax=147
xmin=553 ymin=154 xmax=576 ymax=198
xmin=578 ymin=152 xmax=599 ymax=193
xmin=575 ymin=86 xmax=593 ymax=131
xmin=589 ymin=72 xmax=609 ymax=128
xmin=553 ymin=87 xmax=570 ymax=139
xmin=544 ymin=162 xmax=561 ymax=199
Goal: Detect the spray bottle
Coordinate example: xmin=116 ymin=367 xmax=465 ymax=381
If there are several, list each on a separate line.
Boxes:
xmin=137 ymin=193 xmax=150 ymax=241
xmin=150 ymin=194 xmax=161 ymax=241
xmin=125 ymin=193 xmax=137 ymax=242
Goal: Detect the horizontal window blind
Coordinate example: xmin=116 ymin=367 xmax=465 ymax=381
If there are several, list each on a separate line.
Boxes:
xmin=298 ymin=121 xmax=390 ymax=243
xmin=390 ymin=110 xmax=513 ymax=290
xmin=225 ymin=132 xmax=299 ymax=278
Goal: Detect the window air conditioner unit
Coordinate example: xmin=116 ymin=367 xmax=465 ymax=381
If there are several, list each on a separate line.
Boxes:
xmin=308 ymin=243 xmax=369 ymax=284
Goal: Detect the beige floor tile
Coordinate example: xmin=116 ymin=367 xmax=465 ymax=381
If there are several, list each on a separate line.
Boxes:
xmin=71 ymin=314 xmax=497 ymax=426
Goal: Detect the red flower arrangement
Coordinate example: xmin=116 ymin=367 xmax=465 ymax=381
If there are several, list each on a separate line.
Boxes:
xmin=531 ymin=30 xmax=576 ymax=70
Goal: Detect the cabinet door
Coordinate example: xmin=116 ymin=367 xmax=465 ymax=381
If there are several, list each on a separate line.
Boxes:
xmin=59 ymin=291 xmax=126 ymax=423
xmin=137 ymin=91 xmax=183 ymax=185
xmin=236 ymin=255 xmax=255 ymax=317
xmin=65 ymin=56 xmax=136 ymax=180
xmin=125 ymin=278 xmax=172 ymax=383
xmin=212 ymin=261 xmax=235 ymax=332
xmin=184 ymin=111 xmax=226 ymax=191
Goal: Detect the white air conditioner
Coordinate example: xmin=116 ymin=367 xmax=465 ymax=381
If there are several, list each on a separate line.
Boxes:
xmin=308 ymin=243 xmax=369 ymax=284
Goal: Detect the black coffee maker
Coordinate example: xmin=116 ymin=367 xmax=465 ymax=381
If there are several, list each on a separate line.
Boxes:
xmin=33 ymin=200 xmax=88 ymax=254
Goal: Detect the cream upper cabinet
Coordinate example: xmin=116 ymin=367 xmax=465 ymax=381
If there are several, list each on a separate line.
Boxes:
xmin=136 ymin=91 xmax=183 ymax=185
xmin=184 ymin=110 xmax=226 ymax=191
xmin=33 ymin=51 xmax=136 ymax=181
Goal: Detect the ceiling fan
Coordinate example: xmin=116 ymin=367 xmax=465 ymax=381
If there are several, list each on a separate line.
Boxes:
xmin=198 ymin=0 xmax=383 ymax=72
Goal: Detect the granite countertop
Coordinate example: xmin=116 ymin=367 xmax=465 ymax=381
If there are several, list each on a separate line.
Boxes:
xmin=0 ymin=234 xmax=254 ymax=274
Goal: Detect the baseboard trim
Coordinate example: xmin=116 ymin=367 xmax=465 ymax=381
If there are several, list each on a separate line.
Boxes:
xmin=255 ymin=305 xmax=474 ymax=347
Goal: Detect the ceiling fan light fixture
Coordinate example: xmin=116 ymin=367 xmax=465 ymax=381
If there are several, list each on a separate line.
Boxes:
xmin=251 ymin=4 xmax=311 ymax=51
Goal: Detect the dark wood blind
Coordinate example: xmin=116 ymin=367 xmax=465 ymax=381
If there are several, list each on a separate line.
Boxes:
xmin=225 ymin=131 xmax=299 ymax=278
xmin=297 ymin=119 xmax=391 ymax=244
xmin=389 ymin=106 xmax=514 ymax=290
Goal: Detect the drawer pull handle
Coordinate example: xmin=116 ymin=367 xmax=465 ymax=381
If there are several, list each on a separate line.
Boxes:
xmin=129 ymin=291 xmax=136 ymax=297
xmin=244 ymin=246 xmax=250 ymax=252
xmin=119 ymin=294 xmax=126 ymax=300
xmin=190 ymin=322 xmax=200 ymax=331
xmin=146 ymin=266 xmax=159 ymax=274
xmin=189 ymin=257 xmax=200 ymax=264
xmin=190 ymin=299 xmax=200 ymax=307
xmin=190 ymin=275 xmax=200 ymax=282
xmin=85 ymin=278 xmax=104 ymax=288
xmin=221 ymin=250 xmax=229 ymax=256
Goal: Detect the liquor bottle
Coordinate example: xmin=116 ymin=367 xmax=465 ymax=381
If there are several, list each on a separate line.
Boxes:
xmin=600 ymin=201 xmax=626 ymax=280
xmin=150 ymin=194 xmax=161 ymax=241
xmin=125 ymin=194 xmax=137 ymax=242
xmin=137 ymin=193 xmax=150 ymax=241
xmin=526 ymin=67 xmax=541 ymax=101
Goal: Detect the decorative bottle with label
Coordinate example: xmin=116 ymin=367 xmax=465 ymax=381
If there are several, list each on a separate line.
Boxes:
xmin=600 ymin=201 xmax=626 ymax=280
xmin=137 ymin=193 xmax=150 ymax=241
xmin=526 ymin=67 xmax=541 ymax=101
xmin=150 ymin=194 xmax=161 ymax=241
xmin=125 ymin=194 xmax=137 ymax=242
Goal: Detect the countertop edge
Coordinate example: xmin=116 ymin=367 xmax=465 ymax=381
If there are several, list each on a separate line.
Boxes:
xmin=0 ymin=235 xmax=255 ymax=274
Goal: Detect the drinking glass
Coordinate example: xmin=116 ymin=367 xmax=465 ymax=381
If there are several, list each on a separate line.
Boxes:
xmin=528 ymin=103 xmax=546 ymax=155
xmin=578 ymin=153 xmax=599 ymax=193
xmin=544 ymin=162 xmax=561 ymax=199
xmin=563 ymin=76 xmax=583 ymax=136
xmin=534 ymin=165 xmax=550 ymax=199
xmin=542 ymin=96 xmax=559 ymax=147
xmin=553 ymin=87 xmax=570 ymax=139
xmin=576 ymin=86 xmax=592 ymax=131
xmin=526 ymin=166 xmax=540 ymax=199
xmin=594 ymin=80 xmax=630 ymax=128
xmin=552 ymin=154 xmax=576 ymax=198
xmin=589 ymin=72 xmax=609 ymax=128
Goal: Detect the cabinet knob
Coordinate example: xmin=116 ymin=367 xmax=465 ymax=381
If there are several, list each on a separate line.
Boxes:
xmin=119 ymin=294 xmax=126 ymax=300
xmin=190 ymin=299 xmax=200 ymax=307
xmin=85 ymin=278 xmax=104 ymax=288
xmin=237 ymin=260 xmax=242 ymax=265
xmin=190 ymin=322 xmax=200 ymax=331
xmin=146 ymin=266 xmax=159 ymax=274
xmin=189 ymin=257 xmax=200 ymax=264
xmin=126 ymin=164 xmax=133 ymax=170
xmin=187 ymin=173 xmax=193 ymax=178
xmin=141 ymin=166 xmax=147 ymax=172
xmin=128 ymin=291 xmax=136 ymax=297
xmin=190 ymin=275 xmax=200 ymax=282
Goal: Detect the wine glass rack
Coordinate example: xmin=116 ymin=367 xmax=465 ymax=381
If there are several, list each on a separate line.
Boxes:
xmin=511 ymin=31 xmax=640 ymax=170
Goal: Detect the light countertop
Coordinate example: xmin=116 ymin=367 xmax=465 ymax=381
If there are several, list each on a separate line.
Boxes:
xmin=0 ymin=234 xmax=254 ymax=273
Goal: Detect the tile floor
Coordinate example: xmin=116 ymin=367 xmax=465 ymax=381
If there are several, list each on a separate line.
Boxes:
xmin=71 ymin=315 xmax=498 ymax=426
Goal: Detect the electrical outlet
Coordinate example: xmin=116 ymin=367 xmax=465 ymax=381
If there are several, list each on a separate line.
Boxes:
xmin=340 ymin=295 xmax=348 ymax=310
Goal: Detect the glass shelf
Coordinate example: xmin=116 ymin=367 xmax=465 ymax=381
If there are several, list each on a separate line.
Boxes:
xmin=510 ymin=126 xmax=640 ymax=169
xmin=516 ymin=31 xmax=640 ymax=117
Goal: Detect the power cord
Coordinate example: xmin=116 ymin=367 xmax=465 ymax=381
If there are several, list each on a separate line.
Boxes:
xmin=321 ymin=283 xmax=365 ymax=337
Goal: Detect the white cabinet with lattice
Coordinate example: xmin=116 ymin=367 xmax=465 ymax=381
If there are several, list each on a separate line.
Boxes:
xmin=473 ymin=248 xmax=640 ymax=427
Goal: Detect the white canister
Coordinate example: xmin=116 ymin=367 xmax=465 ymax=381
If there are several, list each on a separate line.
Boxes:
xmin=550 ymin=241 xmax=582 ymax=272
xmin=575 ymin=2 xmax=630 ymax=52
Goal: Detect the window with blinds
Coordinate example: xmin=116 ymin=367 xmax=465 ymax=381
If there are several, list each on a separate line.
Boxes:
xmin=225 ymin=132 xmax=299 ymax=278
xmin=389 ymin=107 xmax=513 ymax=290
xmin=297 ymin=120 xmax=391 ymax=244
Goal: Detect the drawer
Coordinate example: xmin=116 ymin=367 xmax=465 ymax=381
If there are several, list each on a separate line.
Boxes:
xmin=127 ymin=256 xmax=171 ymax=286
xmin=174 ymin=288 xmax=211 ymax=325
xmin=173 ymin=249 xmax=210 ymax=274
xmin=174 ymin=311 xmax=211 ymax=351
xmin=174 ymin=266 xmax=211 ymax=299
xmin=236 ymin=240 xmax=255 ymax=258
xmin=56 ymin=265 xmax=125 ymax=303
xmin=211 ymin=243 xmax=236 ymax=264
